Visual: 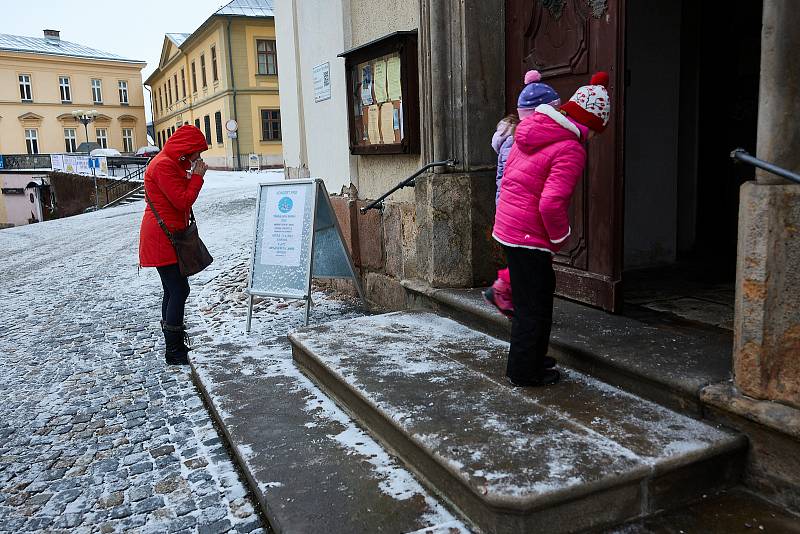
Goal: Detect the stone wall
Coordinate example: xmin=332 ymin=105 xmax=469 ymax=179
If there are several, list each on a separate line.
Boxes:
xmin=48 ymin=172 xmax=142 ymax=217
xmin=327 ymin=194 xmax=416 ymax=307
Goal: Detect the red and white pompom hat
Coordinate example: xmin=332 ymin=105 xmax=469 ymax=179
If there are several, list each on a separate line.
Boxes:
xmin=560 ymin=71 xmax=611 ymax=133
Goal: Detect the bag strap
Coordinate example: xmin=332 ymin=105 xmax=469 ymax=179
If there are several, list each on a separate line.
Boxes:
xmin=144 ymin=192 xmax=176 ymax=244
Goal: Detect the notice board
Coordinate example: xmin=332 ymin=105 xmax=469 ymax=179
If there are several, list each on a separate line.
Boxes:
xmin=246 ymin=178 xmax=364 ymax=330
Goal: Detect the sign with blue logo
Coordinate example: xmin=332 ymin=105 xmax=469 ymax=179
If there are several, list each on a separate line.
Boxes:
xmin=261 ymin=186 xmax=307 ymax=267
xmin=278 ymin=196 xmax=293 ymax=214
xmin=246 ymin=179 xmax=365 ymax=330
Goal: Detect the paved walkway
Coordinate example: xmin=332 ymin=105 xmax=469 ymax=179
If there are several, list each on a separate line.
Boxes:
xmin=0 ymin=172 xmax=277 ymax=533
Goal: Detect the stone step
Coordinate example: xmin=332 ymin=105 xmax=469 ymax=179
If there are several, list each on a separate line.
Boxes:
xmin=402 ymin=281 xmax=733 ymax=416
xmin=190 ymin=340 xmax=470 ymax=534
xmin=290 ymin=311 xmax=746 ymax=534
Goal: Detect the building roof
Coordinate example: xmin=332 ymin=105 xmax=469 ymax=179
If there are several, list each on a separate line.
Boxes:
xmin=146 ymin=0 xmax=274 ymax=86
xmin=165 ymin=33 xmax=191 ymax=47
xmin=214 ymin=0 xmax=274 ymax=17
xmin=0 ymin=33 xmax=145 ymax=64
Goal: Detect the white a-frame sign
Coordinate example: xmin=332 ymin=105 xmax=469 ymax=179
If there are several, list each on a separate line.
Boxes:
xmin=245 ymin=178 xmax=365 ymax=331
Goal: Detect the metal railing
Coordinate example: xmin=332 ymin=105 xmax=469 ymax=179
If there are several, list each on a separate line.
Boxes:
xmin=360 ymin=159 xmax=458 ymax=213
xmin=0 ymin=154 xmax=52 ymax=171
xmin=730 ymin=148 xmax=800 ymax=185
xmin=103 ymin=163 xmax=148 ymax=207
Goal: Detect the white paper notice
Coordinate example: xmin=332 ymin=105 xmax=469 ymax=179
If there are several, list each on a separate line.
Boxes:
xmin=260 ymin=186 xmax=308 ymax=267
xmin=50 ymin=154 xmax=64 ymax=172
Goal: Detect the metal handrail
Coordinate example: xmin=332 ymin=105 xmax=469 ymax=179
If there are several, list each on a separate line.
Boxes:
xmin=103 ymin=164 xmax=148 ymax=207
xmin=360 ymin=159 xmax=458 ymax=213
xmin=730 ymin=148 xmax=800 ymax=185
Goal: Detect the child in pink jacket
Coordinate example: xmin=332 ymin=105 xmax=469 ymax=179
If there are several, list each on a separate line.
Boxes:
xmin=492 ymin=72 xmax=611 ymax=387
xmin=485 ymin=70 xmax=561 ymax=318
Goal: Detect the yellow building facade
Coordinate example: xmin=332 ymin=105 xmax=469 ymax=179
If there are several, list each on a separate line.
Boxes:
xmin=0 ymin=30 xmax=147 ymax=155
xmin=146 ymin=0 xmax=281 ymax=170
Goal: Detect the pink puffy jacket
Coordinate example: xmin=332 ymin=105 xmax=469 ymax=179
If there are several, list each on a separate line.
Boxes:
xmin=492 ymin=104 xmax=587 ymax=253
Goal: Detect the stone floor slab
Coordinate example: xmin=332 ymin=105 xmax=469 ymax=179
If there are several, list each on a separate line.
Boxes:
xmin=290 ymin=311 xmax=746 ymax=533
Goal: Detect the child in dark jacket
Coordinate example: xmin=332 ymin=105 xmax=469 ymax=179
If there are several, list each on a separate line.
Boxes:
xmin=484 ymin=70 xmax=561 ymax=318
xmin=493 ymin=72 xmax=611 ymax=387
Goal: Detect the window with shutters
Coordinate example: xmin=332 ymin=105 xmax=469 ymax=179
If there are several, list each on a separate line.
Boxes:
xmin=200 ymin=54 xmax=207 ymax=87
xmin=191 ymin=61 xmax=198 ymax=93
xmin=211 ymin=45 xmax=219 ymax=82
xmin=214 ymin=111 xmax=223 ymax=144
xmin=203 ymin=115 xmax=211 ymax=145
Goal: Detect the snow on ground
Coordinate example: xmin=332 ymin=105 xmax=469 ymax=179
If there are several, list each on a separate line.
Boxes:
xmin=0 ymin=169 xmax=466 ymax=533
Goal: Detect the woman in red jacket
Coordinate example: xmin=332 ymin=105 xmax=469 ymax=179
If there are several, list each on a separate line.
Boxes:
xmin=139 ymin=125 xmax=209 ymax=365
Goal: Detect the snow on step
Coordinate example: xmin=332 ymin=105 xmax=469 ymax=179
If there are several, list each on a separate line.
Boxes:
xmin=289 ymin=311 xmax=745 ymax=534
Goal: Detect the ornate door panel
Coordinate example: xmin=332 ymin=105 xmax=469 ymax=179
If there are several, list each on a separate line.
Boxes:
xmin=506 ymin=0 xmax=625 ymax=311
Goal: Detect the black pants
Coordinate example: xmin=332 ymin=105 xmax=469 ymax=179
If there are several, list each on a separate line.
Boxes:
xmin=157 ymin=264 xmax=190 ymax=326
xmin=502 ymin=245 xmax=556 ymax=380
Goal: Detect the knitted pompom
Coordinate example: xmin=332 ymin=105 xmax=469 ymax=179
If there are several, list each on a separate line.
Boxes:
xmin=590 ymin=71 xmax=609 ymax=87
xmin=524 ymin=70 xmax=542 ymax=84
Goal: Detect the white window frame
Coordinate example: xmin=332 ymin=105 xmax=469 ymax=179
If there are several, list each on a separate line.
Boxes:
xmin=122 ymin=128 xmax=134 ymax=153
xmin=118 ymin=80 xmax=129 ymax=105
xmin=91 ymin=78 xmax=103 ymax=104
xmin=64 ymin=128 xmax=77 ymax=152
xmin=96 ymin=128 xmax=108 ymax=149
xmin=59 ymin=76 xmax=72 ymax=103
xmin=19 ymin=74 xmax=33 ymax=101
xmin=25 ymin=128 xmax=39 ymax=154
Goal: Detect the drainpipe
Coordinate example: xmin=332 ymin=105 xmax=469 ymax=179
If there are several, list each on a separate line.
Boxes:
xmin=226 ymin=16 xmax=242 ymax=171
xmin=143 ymin=84 xmax=154 ymax=145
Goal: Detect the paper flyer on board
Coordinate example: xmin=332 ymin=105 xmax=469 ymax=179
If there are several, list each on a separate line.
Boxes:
xmin=387 ymin=56 xmax=402 ymax=100
xmin=380 ymin=103 xmax=395 ymax=144
xmin=373 ymin=60 xmax=388 ymax=103
xmin=360 ymin=64 xmax=374 ymax=106
xmin=50 ymin=154 xmax=64 ymax=172
xmin=367 ymin=105 xmax=381 ymax=144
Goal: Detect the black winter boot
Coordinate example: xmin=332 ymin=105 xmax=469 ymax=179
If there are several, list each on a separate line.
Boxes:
xmin=162 ymin=323 xmax=190 ymax=366
xmin=161 ymin=320 xmax=192 ymax=354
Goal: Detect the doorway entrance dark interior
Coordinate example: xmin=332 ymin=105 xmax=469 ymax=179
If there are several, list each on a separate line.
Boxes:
xmin=622 ymin=0 xmax=762 ymax=331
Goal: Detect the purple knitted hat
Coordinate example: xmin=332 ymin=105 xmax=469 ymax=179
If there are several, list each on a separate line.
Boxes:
xmin=517 ymin=70 xmax=561 ymax=119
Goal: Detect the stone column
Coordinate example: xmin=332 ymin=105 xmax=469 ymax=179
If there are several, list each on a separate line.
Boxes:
xmin=415 ymin=0 xmax=505 ymax=287
xmin=733 ymin=0 xmax=800 ymax=408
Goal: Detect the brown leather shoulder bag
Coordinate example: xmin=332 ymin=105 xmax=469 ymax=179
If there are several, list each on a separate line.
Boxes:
xmin=145 ymin=194 xmax=213 ymax=277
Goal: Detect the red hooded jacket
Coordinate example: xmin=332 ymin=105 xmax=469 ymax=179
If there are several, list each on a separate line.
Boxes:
xmin=139 ymin=125 xmax=209 ymax=267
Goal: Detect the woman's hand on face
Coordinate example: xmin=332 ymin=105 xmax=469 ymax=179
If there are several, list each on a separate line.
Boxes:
xmin=193 ymin=160 xmax=209 ymax=177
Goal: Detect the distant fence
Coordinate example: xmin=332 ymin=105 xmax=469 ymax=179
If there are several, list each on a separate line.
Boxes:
xmin=0 ymin=154 xmax=149 ymax=178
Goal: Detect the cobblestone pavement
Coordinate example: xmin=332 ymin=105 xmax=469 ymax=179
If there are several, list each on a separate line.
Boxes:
xmin=0 ymin=173 xmax=277 ymax=533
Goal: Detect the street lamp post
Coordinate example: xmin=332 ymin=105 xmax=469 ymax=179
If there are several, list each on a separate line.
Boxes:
xmin=72 ymin=109 xmax=99 ymax=209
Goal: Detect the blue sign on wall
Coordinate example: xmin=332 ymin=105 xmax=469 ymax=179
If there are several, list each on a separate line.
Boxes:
xmin=0 ymin=155 xmax=4 ymax=169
